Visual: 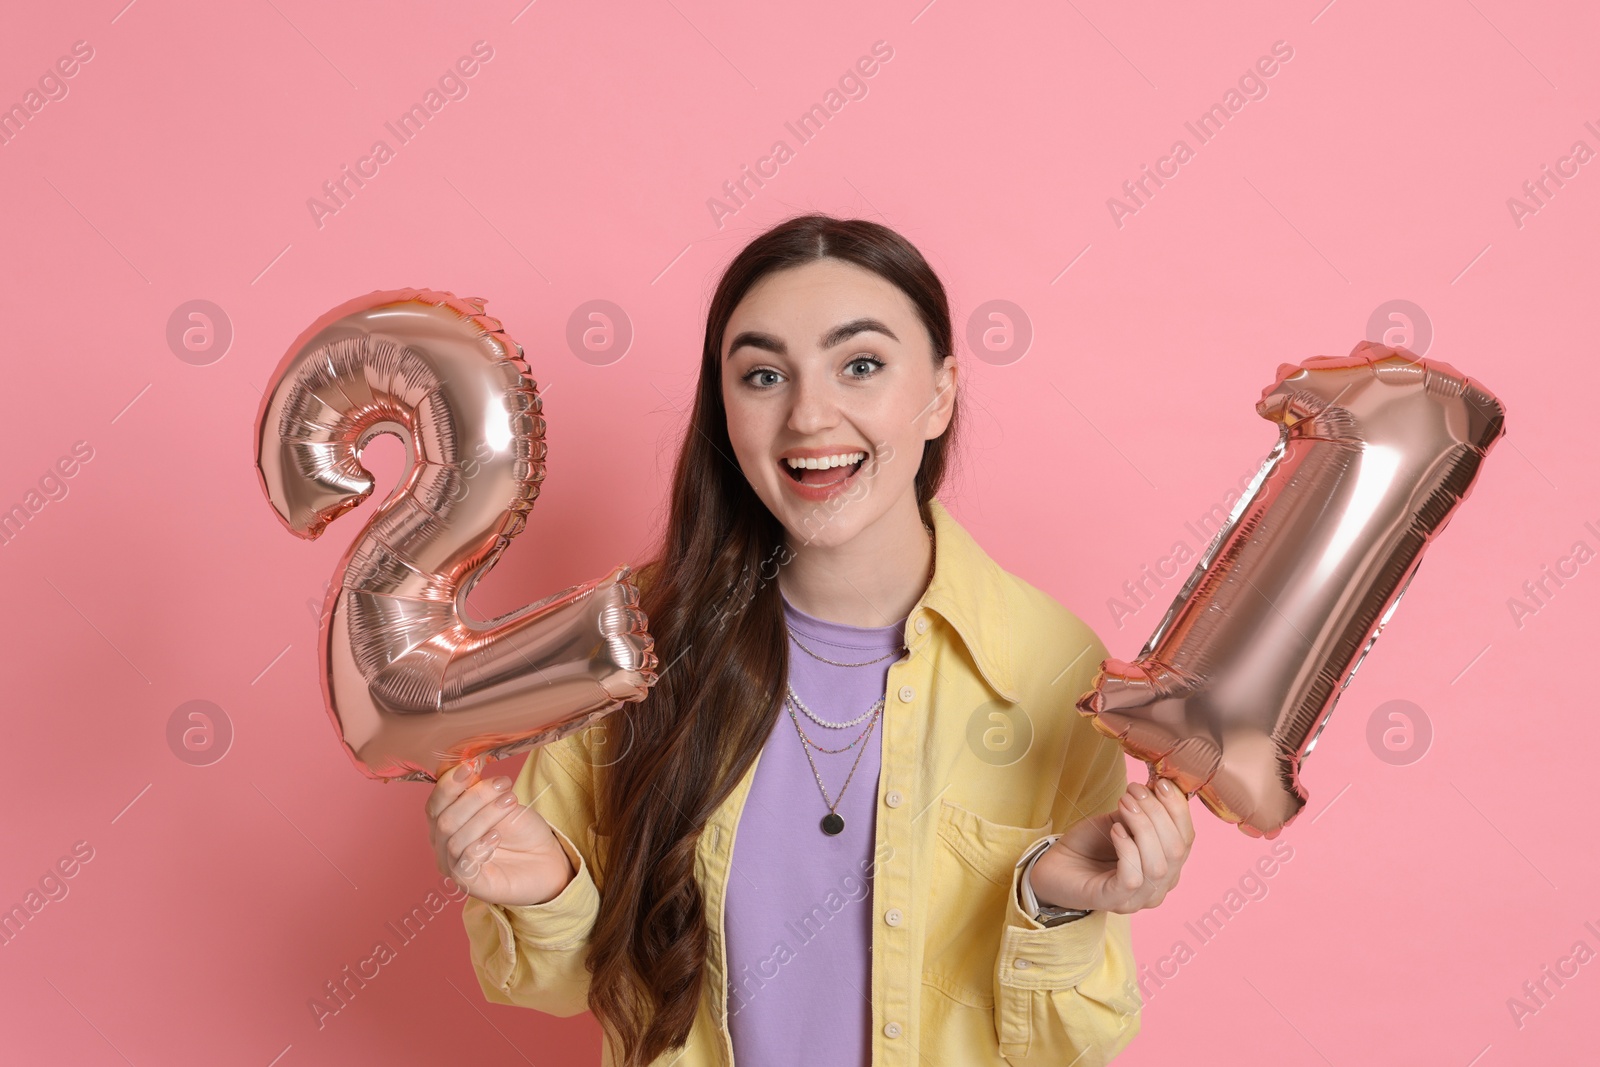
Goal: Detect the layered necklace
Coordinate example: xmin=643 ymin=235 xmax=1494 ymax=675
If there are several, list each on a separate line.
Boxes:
xmin=783 ymin=522 xmax=934 ymax=836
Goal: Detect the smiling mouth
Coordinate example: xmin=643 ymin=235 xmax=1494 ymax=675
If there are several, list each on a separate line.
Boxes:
xmin=781 ymin=455 xmax=868 ymax=487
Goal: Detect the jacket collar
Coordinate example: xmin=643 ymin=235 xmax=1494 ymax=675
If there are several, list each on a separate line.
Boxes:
xmin=917 ymin=497 xmax=1021 ymax=703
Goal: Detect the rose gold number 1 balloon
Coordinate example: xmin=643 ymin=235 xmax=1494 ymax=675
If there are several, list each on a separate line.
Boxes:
xmin=254 ymin=289 xmax=658 ymax=783
xmin=1076 ymin=341 xmax=1505 ymax=837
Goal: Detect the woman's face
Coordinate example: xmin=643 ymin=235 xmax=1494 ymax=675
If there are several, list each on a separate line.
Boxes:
xmin=720 ymin=257 xmax=956 ymax=549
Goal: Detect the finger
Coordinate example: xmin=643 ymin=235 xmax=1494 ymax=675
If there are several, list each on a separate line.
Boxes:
xmin=425 ymin=755 xmax=486 ymax=820
xmin=447 ymin=784 xmax=523 ymax=863
xmin=437 ymin=775 xmax=516 ymax=846
xmin=451 ymin=829 xmax=502 ymax=884
xmin=1109 ymin=819 xmax=1144 ymax=893
xmin=453 ymin=804 xmax=549 ymax=885
xmin=1127 ymin=782 xmax=1184 ymax=869
xmin=490 ymin=795 xmax=546 ymax=841
xmin=1117 ymin=789 xmax=1169 ymax=883
xmin=1152 ymin=777 xmax=1197 ymax=847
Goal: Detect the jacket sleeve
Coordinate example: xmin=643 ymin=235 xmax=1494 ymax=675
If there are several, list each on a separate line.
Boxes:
xmin=461 ymin=733 xmax=603 ymax=1018
xmin=990 ymin=628 xmax=1142 ymax=1065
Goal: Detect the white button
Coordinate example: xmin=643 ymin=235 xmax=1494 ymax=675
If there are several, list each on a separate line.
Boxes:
xmin=915 ymin=616 xmax=929 ymax=634
xmin=1014 ymin=958 xmax=1032 ymax=969
xmin=885 ymin=907 xmax=902 ymax=926
xmin=885 ymin=790 xmax=903 ymax=808
xmin=884 ymin=1021 xmax=902 ymax=1038
xmin=898 ymin=685 xmax=915 ymax=703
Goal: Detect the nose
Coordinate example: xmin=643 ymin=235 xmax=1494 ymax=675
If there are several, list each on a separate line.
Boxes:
xmin=786 ymin=368 xmax=841 ymax=435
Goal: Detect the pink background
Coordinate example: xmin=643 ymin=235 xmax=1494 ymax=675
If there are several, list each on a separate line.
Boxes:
xmin=2 ymin=1 xmax=1595 ymax=1063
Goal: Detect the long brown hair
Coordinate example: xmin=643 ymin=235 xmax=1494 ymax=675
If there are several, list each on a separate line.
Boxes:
xmin=586 ymin=213 xmax=962 ymax=1065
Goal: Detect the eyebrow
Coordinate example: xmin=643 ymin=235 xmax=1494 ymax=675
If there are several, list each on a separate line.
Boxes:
xmin=725 ymin=317 xmax=900 ymax=360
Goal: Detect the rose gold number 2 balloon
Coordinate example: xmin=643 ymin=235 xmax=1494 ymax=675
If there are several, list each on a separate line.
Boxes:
xmin=1076 ymin=341 xmax=1506 ymax=837
xmin=254 ymin=289 xmax=658 ymax=783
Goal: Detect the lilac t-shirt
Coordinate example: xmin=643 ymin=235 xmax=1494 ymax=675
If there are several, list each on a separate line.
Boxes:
xmin=723 ymin=590 xmax=908 ymax=1066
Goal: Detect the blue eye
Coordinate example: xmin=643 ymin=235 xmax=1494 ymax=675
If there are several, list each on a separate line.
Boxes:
xmin=741 ymin=357 xmax=883 ymax=390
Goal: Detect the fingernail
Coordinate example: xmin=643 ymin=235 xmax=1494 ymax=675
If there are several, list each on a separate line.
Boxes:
xmin=491 ymin=776 xmax=512 ymax=791
xmin=1158 ymin=779 xmax=1174 ymax=794
xmin=453 ymin=763 xmax=474 ymax=781
xmin=495 ymin=793 xmax=517 ymax=808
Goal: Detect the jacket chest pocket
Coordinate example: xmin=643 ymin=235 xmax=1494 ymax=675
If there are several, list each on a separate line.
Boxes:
xmin=921 ymin=798 xmax=1051 ymax=1008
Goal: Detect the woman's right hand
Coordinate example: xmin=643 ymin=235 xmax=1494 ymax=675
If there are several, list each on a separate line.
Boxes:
xmin=426 ymin=756 xmax=577 ymax=908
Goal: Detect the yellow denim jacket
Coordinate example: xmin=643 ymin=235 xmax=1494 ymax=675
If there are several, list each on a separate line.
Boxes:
xmin=462 ymin=496 xmax=1141 ymax=1065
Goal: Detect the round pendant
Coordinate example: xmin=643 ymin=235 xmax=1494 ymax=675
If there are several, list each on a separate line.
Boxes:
xmin=821 ymin=812 xmax=845 ymax=835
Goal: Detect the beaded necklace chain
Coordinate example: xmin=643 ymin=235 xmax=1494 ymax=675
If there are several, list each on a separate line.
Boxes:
xmin=784 ymin=693 xmax=882 ymax=835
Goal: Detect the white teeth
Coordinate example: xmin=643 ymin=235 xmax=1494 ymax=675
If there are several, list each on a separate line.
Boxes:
xmin=784 ymin=451 xmax=867 ymax=470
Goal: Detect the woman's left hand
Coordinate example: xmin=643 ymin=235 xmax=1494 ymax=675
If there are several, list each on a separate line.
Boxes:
xmin=1028 ymin=777 xmax=1195 ymax=915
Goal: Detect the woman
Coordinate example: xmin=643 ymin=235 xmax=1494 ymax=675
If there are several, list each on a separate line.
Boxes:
xmin=427 ymin=213 xmax=1195 ymax=1066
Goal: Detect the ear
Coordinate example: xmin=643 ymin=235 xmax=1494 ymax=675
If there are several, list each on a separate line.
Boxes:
xmin=925 ymin=355 xmax=958 ymax=439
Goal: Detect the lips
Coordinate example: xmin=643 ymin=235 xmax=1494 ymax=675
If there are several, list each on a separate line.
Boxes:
xmin=776 ymin=452 xmax=872 ymax=501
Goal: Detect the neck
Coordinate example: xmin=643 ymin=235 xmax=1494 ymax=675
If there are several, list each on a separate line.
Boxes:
xmin=776 ymin=492 xmax=932 ymax=628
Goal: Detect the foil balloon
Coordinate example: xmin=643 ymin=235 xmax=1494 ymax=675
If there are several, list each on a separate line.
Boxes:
xmin=1076 ymin=341 xmax=1505 ymax=837
xmin=254 ymin=289 xmax=658 ymax=783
